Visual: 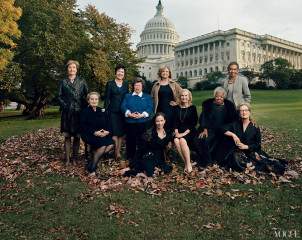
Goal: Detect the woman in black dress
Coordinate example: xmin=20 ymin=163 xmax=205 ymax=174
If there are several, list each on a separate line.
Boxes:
xmin=104 ymin=64 xmax=129 ymax=160
xmin=121 ymin=112 xmax=173 ymax=177
xmin=81 ymin=92 xmax=114 ymax=173
xmin=173 ymin=89 xmax=198 ymax=173
xmin=151 ymin=66 xmax=182 ymax=130
xmin=216 ymin=103 xmax=288 ymax=174
xmin=56 ymin=60 xmax=89 ymax=166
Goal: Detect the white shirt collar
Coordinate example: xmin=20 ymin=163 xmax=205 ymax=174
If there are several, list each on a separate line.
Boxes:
xmin=132 ymin=91 xmax=143 ymax=97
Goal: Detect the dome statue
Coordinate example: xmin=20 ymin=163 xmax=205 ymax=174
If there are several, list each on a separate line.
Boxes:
xmin=137 ymin=0 xmax=179 ymax=59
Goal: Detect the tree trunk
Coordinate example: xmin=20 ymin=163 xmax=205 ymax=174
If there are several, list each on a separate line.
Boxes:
xmin=0 ymin=101 xmax=4 ymax=112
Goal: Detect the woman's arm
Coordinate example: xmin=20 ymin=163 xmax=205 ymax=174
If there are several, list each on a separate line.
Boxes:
xmin=241 ymin=77 xmax=251 ymax=103
xmin=56 ymin=80 xmax=67 ymax=110
xmin=103 ymin=81 xmax=111 ymax=111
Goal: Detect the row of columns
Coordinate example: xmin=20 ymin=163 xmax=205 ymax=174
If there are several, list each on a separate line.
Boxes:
xmin=141 ymin=44 xmax=174 ymax=56
xmin=175 ymin=40 xmax=229 ymax=70
xmin=237 ymin=42 xmax=302 ymax=68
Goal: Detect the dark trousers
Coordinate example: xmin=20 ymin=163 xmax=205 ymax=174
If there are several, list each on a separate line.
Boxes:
xmin=125 ymin=122 xmax=148 ymax=158
xmin=193 ymin=129 xmax=222 ymax=168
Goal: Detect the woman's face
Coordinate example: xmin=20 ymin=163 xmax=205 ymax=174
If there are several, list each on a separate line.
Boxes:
xmin=116 ymin=68 xmax=125 ymax=80
xmin=161 ymin=68 xmax=170 ymax=79
xmin=134 ymin=82 xmax=143 ymax=94
xmin=228 ymin=64 xmax=239 ymax=79
xmin=239 ymin=105 xmax=250 ymax=119
xmin=67 ymin=63 xmax=77 ymax=76
xmin=214 ymin=92 xmax=225 ymax=105
xmin=181 ymin=91 xmax=190 ymax=104
xmin=88 ymin=94 xmax=99 ymax=108
xmin=155 ymin=115 xmax=166 ymax=130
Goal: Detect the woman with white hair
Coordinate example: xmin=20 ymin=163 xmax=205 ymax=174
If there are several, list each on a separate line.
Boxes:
xmin=193 ymin=86 xmax=237 ymax=168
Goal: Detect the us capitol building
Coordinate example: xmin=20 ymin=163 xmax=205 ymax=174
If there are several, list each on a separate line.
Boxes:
xmin=137 ymin=1 xmax=302 ymax=87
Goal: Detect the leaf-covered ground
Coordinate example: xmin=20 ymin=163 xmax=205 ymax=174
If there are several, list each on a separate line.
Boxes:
xmin=0 ymin=126 xmax=301 ymax=239
xmin=1 ymin=126 xmax=301 ymax=198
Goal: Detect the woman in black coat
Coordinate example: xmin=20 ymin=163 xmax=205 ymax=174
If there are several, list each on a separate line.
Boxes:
xmin=121 ymin=112 xmax=173 ymax=177
xmin=193 ymin=87 xmax=237 ymax=168
xmin=215 ymin=103 xmax=288 ymax=174
xmin=104 ymin=64 xmax=129 ymax=161
xmin=81 ymin=92 xmax=114 ymax=173
xmin=56 ymin=60 xmax=89 ymax=166
xmin=173 ymin=89 xmax=198 ymax=173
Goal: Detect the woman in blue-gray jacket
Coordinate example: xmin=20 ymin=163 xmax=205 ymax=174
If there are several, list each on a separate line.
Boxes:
xmin=121 ymin=78 xmax=154 ymax=160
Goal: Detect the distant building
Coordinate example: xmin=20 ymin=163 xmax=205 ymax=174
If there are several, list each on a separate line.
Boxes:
xmin=137 ymin=1 xmax=302 ymax=87
xmin=136 ymin=0 xmax=179 ymax=81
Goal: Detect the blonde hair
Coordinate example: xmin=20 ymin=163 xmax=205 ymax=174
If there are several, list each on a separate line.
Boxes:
xmin=86 ymin=92 xmax=100 ymax=101
xmin=237 ymin=103 xmax=253 ymax=121
xmin=66 ymin=60 xmax=79 ymax=70
xmin=157 ymin=66 xmax=172 ymax=80
xmin=177 ymin=89 xmax=192 ymax=106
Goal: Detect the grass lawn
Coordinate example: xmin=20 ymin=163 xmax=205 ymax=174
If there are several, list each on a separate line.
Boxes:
xmin=0 ymin=89 xmax=302 ymax=239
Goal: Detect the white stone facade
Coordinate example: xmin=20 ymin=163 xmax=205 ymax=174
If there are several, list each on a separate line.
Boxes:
xmin=174 ymin=29 xmax=302 ymax=87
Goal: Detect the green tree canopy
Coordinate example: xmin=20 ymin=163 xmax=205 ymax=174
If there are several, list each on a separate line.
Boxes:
xmin=177 ymin=76 xmax=188 ymax=89
xmin=204 ymin=71 xmax=224 ymax=83
xmin=81 ymin=5 xmax=142 ymax=95
xmin=11 ymin=0 xmax=90 ymax=118
xmin=260 ymin=58 xmax=294 ymax=89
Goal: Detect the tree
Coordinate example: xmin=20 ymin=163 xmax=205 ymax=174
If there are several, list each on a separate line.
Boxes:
xmin=11 ymin=0 xmax=90 ymax=118
xmin=0 ymin=0 xmax=22 ymax=71
xmin=290 ymin=69 xmax=302 ymax=89
xmin=241 ymin=70 xmax=256 ymax=84
xmin=260 ymin=58 xmax=294 ymax=89
xmin=81 ymin=5 xmax=142 ymax=95
xmin=0 ymin=0 xmax=22 ymax=110
xmin=204 ymin=71 xmax=224 ymax=83
xmin=177 ymin=76 xmax=188 ymax=89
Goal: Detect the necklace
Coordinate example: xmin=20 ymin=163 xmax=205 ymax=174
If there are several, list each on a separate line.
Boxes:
xmin=179 ymin=106 xmax=189 ymax=122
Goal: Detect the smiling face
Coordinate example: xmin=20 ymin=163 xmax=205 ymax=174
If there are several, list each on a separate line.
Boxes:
xmin=67 ymin=63 xmax=77 ymax=76
xmin=155 ymin=115 xmax=166 ymax=130
xmin=116 ymin=68 xmax=125 ymax=81
xmin=88 ymin=94 xmax=99 ymax=108
xmin=180 ymin=91 xmax=190 ymax=105
xmin=214 ymin=91 xmax=225 ymax=105
xmin=161 ymin=67 xmax=170 ymax=80
xmin=134 ymin=82 xmax=143 ymax=94
xmin=239 ymin=105 xmax=250 ymax=119
xmin=228 ymin=64 xmax=239 ymax=79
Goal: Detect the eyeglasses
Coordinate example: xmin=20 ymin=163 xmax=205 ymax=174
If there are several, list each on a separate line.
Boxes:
xmin=240 ymin=109 xmax=250 ymax=113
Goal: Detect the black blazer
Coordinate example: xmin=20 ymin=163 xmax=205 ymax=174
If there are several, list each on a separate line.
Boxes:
xmin=104 ymin=80 xmax=129 ymax=113
xmin=221 ymin=120 xmax=261 ymax=152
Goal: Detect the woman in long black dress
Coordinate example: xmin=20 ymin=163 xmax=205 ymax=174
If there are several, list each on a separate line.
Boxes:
xmin=151 ymin=66 xmax=182 ymax=130
xmin=104 ymin=64 xmax=129 ymax=160
xmin=173 ymin=89 xmax=198 ymax=173
xmin=56 ymin=60 xmax=89 ymax=166
xmin=121 ymin=112 xmax=173 ymax=177
xmin=81 ymin=92 xmax=114 ymax=173
xmin=216 ymin=103 xmax=288 ymax=174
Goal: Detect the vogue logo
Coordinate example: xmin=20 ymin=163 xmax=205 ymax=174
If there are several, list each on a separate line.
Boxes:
xmin=274 ymin=230 xmax=299 ymax=238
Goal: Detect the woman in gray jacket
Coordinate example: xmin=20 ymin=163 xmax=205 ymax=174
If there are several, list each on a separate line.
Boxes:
xmin=221 ymin=62 xmax=251 ymax=107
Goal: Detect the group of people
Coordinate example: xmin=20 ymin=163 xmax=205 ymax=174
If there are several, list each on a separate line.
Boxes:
xmin=56 ymin=60 xmax=287 ymax=176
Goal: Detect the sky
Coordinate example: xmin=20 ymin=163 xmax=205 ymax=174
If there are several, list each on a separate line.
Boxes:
xmin=76 ymin=0 xmax=302 ymax=48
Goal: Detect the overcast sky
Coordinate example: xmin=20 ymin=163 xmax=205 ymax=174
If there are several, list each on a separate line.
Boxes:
xmin=76 ymin=0 xmax=302 ymax=47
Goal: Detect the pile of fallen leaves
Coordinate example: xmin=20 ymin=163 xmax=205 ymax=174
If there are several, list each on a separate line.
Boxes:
xmin=0 ymin=126 xmax=301 ymax=199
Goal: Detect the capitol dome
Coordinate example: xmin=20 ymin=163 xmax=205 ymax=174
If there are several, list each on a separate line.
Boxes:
xmin=137 ymin=0 xmax=179 ymax=59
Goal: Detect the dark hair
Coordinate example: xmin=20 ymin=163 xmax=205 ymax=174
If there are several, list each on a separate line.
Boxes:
xmin=132 ymin=78 xmax=145 ymax=89
xmin=227 ymin=62 xmax=239 ymax=70
xmin=143 ymin=112 xmax=168 ymax=141
xmin=115 ymin=64 xmax=126 ymax=74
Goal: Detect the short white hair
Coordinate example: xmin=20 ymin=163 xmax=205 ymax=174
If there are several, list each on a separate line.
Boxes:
xmin=213 ymin=86 xmax=227 ymax=98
